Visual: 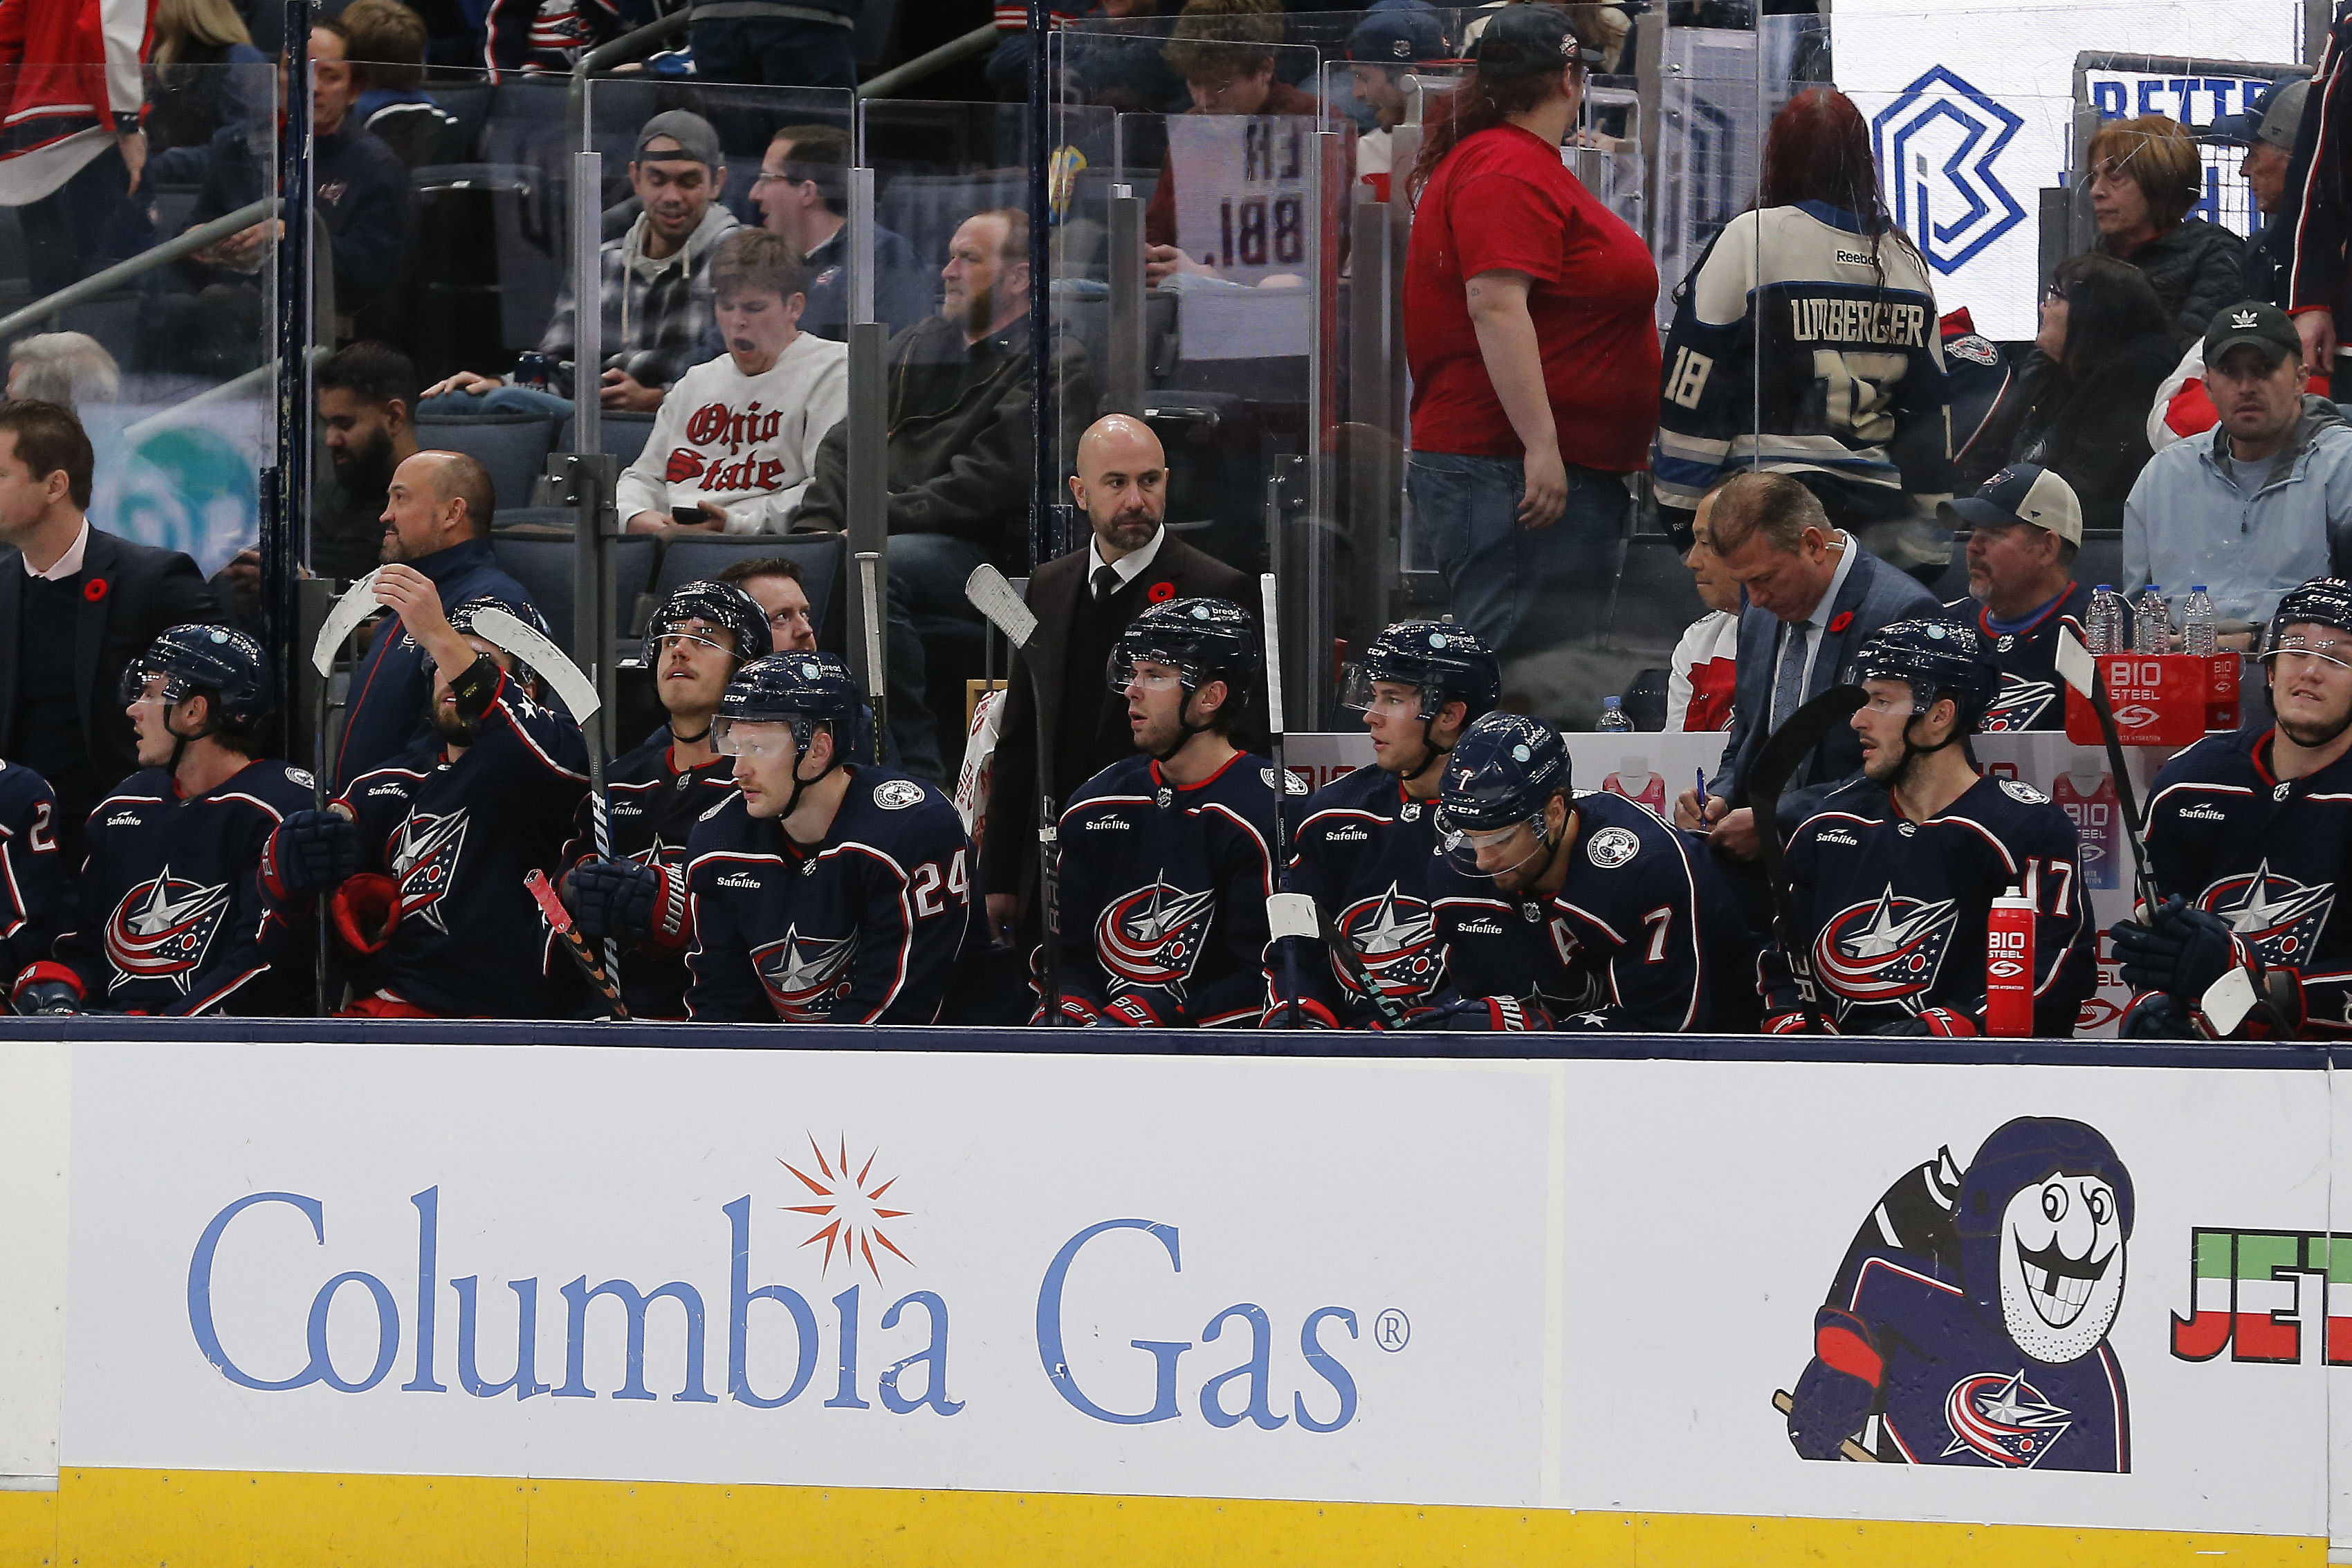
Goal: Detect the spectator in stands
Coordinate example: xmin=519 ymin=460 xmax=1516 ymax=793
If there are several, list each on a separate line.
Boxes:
xmin=147 ymin=0 xmax=271 ymax=162
xmin=1941 ymin=463 xmax=2091 ymax=732
xmin=485 ymin=0 xmax=636 ymax=82
xmin=2203 ymin=78 xmax=2309 ymax=311
xmin=1400 ymin=5 xmax=1658 ymax=661
xmin=423 ymin=111 xmax=737 ymax=417
xmin=749 ymin=124 xmax=934 ymax=342
xmin=791 ymin=207 xmax=1094 ymax=781
xmin=991 ymin=0 xmax=1181 ymax=113
xmin=2290 ymin=15 xmax=2351 ymax=369
xmin=342 ymin=0 xmax=457 ymax=169
xmin=1653 ymin=88 xmax=1949 ymax=575
xmin=314 ymin=342 xmax=422 ymax=582
xmin=619 ymin=231 xmax=848 ymax=537
xmin=718 ymin=556 xmax=818 ymax=652
xmin=1957 ymin=253 xmax=2175 ymax=533
xmin=7 ymin=334 xmax=120 ymax=414
xmin=2124 ymin=300 xmax=2352 ymax=630
xmin=1346 ymin=1 xmax=1446 ymax=205
xmin=690 ymin=0 xmax=861 ymax=91
xmin=980 ymin=414 xmax=1257 ymax=947
xmin=0 ymin=0 xmax=151 ymax=302
xmin=2086 ymin=114 xmax=2245 ymax=340
xmin=0 ymin=400 xmax=220 ymax=871
xmin=1672 ymin=472 xmax=1937 ymax=859
xmin=331 ymin=450 xmax=537 ymax=790
xmin=1667 ymin=483 xmax=1739 ymax=732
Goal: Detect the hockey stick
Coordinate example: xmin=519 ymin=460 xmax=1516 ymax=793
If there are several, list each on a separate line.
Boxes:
xmin=307 ymin=570 xmax=385 ymax=1014
xmin=2053 ymin=629 xmax=2258 ymax=1034
xmin=856 ymin=551 xmax=888 ymax=765
xmin=524 ymin=869 xmax=629 ymax=1020
xmin=1259 ymin=571 xmax=1310 ymax=1029
xmin=468 ymin=606 xmax=623 ymax=1000
xmin=1314 ymin=902 xmax=1412 ymax=1030
xmin=1747 ymin=685 xmax=1868 ymax=1033
xmin=1770 ymin=1390 xmax=1878 ymax=1463
xmin=964 ymin=564 xmax=1059 ymax=1022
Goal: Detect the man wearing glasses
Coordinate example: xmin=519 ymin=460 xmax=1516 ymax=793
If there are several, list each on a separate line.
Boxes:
xmin=750 ymin=124 xmax=933 ymax=342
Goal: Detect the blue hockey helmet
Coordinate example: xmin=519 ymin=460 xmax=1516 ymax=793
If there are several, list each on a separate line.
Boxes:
xmin=1340 ymin=620 xmax=1502 ymax=722
xmin=2263 ymin=575 xmax=2352 ymax=665
xmin=715 ymin=651 xmax=861 ymax=757
xmin=647 ymin=578 xmax=772 ymax=664
xmin=1436 ymin=712 xmax=1571 ymax=833
xmin=1848 ymin=617 xmax=1999 ymax=732
xmin=439 ymin=597 xmax=551 ymax=690
xmin=1954 ymin=1116 xmax=2135 ymax=1353
xmin=120 ymin=623 xmax=275 ymax=734
xmin=1108 ymin=596 xmax=1261 ymax=712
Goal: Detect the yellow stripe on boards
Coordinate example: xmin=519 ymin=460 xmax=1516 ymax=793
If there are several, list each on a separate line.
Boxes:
xmin=0 ymin=1470 xmax=2319 ymax=1567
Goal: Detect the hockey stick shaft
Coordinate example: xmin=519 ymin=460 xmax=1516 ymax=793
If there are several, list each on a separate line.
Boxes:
xmin=1770 ymin=1390 xmax=1877 ymax=1463
xmin=1260 ymin=572 xmax=1301 ymax=1028
xmin=525 ymin=869 xmax=629 ymax=1018
xmin=1747 ymin=685 xmax=1868 ymax=1033
xmin=964 ymin=564 xmax=1059 ymax=1022
xmin=2054 ymin=631 xmax=2160 ymax=915
xmin=856 ymin=551 xmax=888 ymax=764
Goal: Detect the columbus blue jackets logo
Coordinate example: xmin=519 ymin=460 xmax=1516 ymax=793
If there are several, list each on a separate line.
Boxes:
xmin=392 ymin=810 xmax=469 ymax=934
xmin=2199 ymin=859 xmax=2335 ymax=966
xmin=1780 ymin=1117 xmax=2131 ymax=1471
xmin=1332 ymin=882 xmax=1440 ymax=999
xmin=1097 ymin=880 xmax=1217 ymax=989
xmin=1812 ymin=885 xmax=1958 ymax=1015
xmin=103 ymin=867 xmax=230 ymax=993
xmin=754 ymin=924 xmax=861 ymax=1021
xmin=1978 ymin=674 xmax=2057 ymax=732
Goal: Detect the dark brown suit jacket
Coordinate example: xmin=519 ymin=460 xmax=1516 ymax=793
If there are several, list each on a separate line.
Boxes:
xmin=980 ymin=528 xmax=1256 ymax=911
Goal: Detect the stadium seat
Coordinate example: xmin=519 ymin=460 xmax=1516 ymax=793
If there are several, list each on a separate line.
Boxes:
xmin=558 ymin=411 xmax=656 ymax=470
xmin=2076 ymin=531 xmax=2124 ymax=596
xmin=1601 ymin=533 xmax=1707 ymax=647
xmin=654 ymin=532 xmax=844 ymax=647
xmin=490 ymin=535 xmax=656 ymax=661
xmin=416 ymin=412 xmax=558 ymax=516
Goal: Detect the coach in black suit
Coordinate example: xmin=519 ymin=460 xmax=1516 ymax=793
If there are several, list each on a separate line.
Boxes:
xmin=1673 ymin=472 xmax=1940 ymax=858
xmin=0 ymin=400 xmax=219 ymax=867
xmin=982 ymin=414 xmax=1257 ymax=943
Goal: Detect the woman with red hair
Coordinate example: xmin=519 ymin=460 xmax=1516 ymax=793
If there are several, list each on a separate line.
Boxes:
xmin=1652 ymin=88 xmax=1952 ymax=566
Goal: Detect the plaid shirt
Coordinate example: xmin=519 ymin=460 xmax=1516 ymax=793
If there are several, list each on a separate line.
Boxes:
xmin=537 ymin=203 xmax=739 ymax=394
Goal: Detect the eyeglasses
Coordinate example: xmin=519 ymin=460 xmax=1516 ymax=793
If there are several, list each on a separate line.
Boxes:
xmin=751 ymin=171 xmax=805 ymax=187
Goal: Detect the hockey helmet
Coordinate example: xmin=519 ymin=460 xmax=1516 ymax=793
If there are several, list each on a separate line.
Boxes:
xmin=119 ymin=623 xmax=275 ymax=733
xmin=647 ymin=579 xmax=773 ymax=665
xmin=437 ymin=597 xmax=550 ymax=690
xmin=2262 ymin=575 xmax=2352 ymax=666
xmin=1848 ymin=617 xmax=1999 ymax=732
xmin=1954 ymin=1116 xmax=2135 ymax=1361
xmin=715 ymin=651 xmax=861 ymax=758
xmin=1436 ymin=712 xmax=1571 ymax=834
xmin=1108 ymin=596 xmax=1261 ymax=712
xmin=1340 ymin=620 xmax=1502 ymax=722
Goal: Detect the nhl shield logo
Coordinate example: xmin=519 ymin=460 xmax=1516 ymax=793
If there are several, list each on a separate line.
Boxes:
xmin=104 ymin=867 xmax=231 ymax=993
xmin=1332 ymin=881 xmax=1440 ymax=999
xmin=1097 ymin=880 xmax=1217 ymax=988
xmin=1814 ymin=884 xmax=1959 ymax=1015
xmin=2201 ymin=859 xmax=2335 ymax=965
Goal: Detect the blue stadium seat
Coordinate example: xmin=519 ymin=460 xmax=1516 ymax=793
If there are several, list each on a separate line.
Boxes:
xmin=490 ymin=535 xmax=656 ymax=660
xmin=654 ymin=532 xmax=844 ymax=647
xmin=558 ymin=410 xmax=656 ymax=470
xmin=416 ymin=412 xmax=558 ymax=517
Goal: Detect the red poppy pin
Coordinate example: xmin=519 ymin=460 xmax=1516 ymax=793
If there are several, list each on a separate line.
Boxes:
xmin=83 ymin=578 xmax=108 ymax=603
xmin=1827 ymin=610 xmax=1853 ymax=635
xmin=1148 ymin=580 xmax=1176 ymax=603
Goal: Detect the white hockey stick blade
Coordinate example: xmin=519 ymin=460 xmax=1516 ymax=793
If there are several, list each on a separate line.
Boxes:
xmin=855 ymin=553 xmax=887 ymax=701
xmin=1267 ymin=892 xmax=1320 ymax=941
xmin=964 ymin=563 xmax=1038 ymax=649
xmin=2055 ymin=626 xmax=2097 ymax=698
xmin=1259 ymin=571 xmax=1285 ymax=735
xmin=2201 ymin=965 xmax=2259 ymax=1036
xmin=468 ymin=606 xmax=601 ymax=722
xmin=311 ymin=569 xmax=385 ymax=676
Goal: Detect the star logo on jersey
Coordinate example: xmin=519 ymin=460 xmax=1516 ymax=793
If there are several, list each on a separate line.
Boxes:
xmin=1979 ymin=674 xmax=2057 ymax=732
xmin=754 ymin=925 xmax=861 ymax=1022
xmin=103 ymin=867 xmax=230 ymax=993
xmin=1333 ymin=882 xmax=1440 ymax=999
xmin=1814 ymin=885 xmax=1958 ymax=1014
xmin=391 ymin=809 xmax=469 ymax=934
xmin=1097 ymin=880 xmax=1217 ymax=989
xmin=1941 ymin=1370 xmax=2072 ymax=1468
xmin=2200 ymin=860 xmax=2335 ymax=966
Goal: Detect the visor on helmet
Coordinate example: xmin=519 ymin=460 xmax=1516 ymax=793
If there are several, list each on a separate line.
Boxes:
xmin=2264 ymin=627 xmax=2352 ymax=668
xmin=1338 ymin=663 xmax=1437 ymax=719
xmin=710 ymin=717 xmax=801 ymax=759
xmin=1438 ymin=810 xmax=1552 ymax=880
xmin=1108 ymin=656 xmax=1188 ymax=696
xmin=119 ymin=665 xmax=194 ymax=708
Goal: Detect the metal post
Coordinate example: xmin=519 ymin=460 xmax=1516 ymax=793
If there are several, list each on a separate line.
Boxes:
xmin=1348 ymin=200 xmax=1399 ymax=638
xmin=847 ymin=167 xmax=876 ymax=332
xmin=844 ymin=152 xmax=889 ymax=739
xmin=266 ymin=0 xmax=313 ymax=737
xmin=567 ymin=147 xmax=616 ymax=724
xmin=1303 ymin=129 xmax=1341 ymax=731
xmin=1105 ymin=191 xmax=1146 ymax=416
xmin=1025 ymin=0 xmax=1052 ymax=571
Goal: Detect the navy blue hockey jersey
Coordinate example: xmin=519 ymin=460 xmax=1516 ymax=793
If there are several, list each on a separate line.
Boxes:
xmin=560 ymin=732 xmax=737 ymax=1020
xmin=1056 ymin=751 xmax=1282 ymax=1029
xmin=1272 ymin=765 xmax=1453 ymax=1026
xmin=1942 ymin=583 xmax=2093 ymax=733
xmin=57 ymin=759 xmax=315 ymax=1014
xmin=333 ymin=669 xmax=589 ymax=1017
xmin=1653 ymin=202 xmax=1950 ymax=523
xmin=1433 ymin=789 xmax=1758 ymax=1031
xmin=1772 ymin=774 xmax=2095 ymax=1034
xmin=2144 ymin=727 xmax=2352 ymax=1034
xmin=683 ymin=768 xmax=973 ymax=1024
xmin=0 ymin=759 xmax=63 ymax=985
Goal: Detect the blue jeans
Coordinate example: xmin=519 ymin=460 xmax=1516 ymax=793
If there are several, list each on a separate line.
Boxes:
xmin=417 ymin=385 xmax=573 ymax=422
xmin=881 ymin=533 xmax=986 ymax=784
xmin=690 ymin=17 xmax=858 ymax=90
xmin=1408 ymin=451 xmax=1629 ymax=657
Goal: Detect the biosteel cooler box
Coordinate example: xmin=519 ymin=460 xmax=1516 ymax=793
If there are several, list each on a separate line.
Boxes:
xmin=2064 ymin=653 xmax=2208 ymax=746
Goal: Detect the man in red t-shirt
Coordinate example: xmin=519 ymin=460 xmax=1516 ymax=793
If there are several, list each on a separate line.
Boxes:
xmin=1400 ymin=4 xmax=1659 ymax=661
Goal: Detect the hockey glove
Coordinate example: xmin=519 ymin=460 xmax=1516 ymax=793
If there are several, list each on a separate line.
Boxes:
xmin=1873 ymin=1007 xmax=1978 ymax=1037
xmin=1260 ymin=996 xmax=1339 ymax=1029
xmin=10 ymin=961 xmax=83 ymax=1017
xmin=1408 ymin=995 xmax=1554 ymax=1031
xmin=261 ymin=809 xmax=360 ymax=897
xmin=2113 ymin=897 xmax=2247 ymax=999
xmin=1099 ymin=991 xmax=1169 ymax=1028
xmin=1786 ymin=1306 xmax=1883 ymax=1461
xmin=567 ymin=859 xmax=681 ymax=946
xmin=2119 ymin=989 xmax=2198 ymax=1040
xmin=329 ymin=873 xmax=399 ymax=955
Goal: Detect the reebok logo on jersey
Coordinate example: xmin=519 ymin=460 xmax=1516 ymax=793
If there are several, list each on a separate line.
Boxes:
xmin=104 ymin=867 xmax=230 ymax=993
xmin=1835 ymin=248 xmax=1874 ymax=266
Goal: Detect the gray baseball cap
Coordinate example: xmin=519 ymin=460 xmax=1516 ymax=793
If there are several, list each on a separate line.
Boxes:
xmin=2198 ymin=77 xmax=2310 ymax=152
xmin=634 ymin=109 xmax=723 ymax=169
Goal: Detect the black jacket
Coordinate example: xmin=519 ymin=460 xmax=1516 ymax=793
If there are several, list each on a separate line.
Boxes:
xmin=1959 ymin=329 xmax=2180 ymax=531
xmin=2104 ymin=219 xmax=2247 ymax=340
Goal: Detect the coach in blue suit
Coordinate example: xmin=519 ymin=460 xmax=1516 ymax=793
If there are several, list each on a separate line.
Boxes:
xmin=1673 ymin=472 xmax=1939 ymax=858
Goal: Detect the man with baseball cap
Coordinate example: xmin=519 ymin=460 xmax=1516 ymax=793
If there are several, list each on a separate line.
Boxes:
xmin=421 ymin=109 xmax=737 ymax=418
xmin=1939 ymin=463 xmax=2091 ymax=730
xmin=2200 ymin=77 xmax=2313 ymax=308
xmin=1347 ymin=1 xmax=1448 ymax=203
xmin=2124 ymin=299 xmax=2352 ymax=628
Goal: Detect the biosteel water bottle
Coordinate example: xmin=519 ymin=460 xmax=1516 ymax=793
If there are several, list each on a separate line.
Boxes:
xmin=1984 ymin=887 xmax=2037 ymax=1037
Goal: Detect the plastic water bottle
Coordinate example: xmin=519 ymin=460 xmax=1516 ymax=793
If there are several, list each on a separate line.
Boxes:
xmin=1596 ymin=697 xmax=1635 ymax=734
xmin=2182 ymin=585 xmax=2217 ymax=659
xmin=2135 ymin=585 xmax=2171 ymax=654
xmin=2086 ymin=584 xmax=2126 ymax=654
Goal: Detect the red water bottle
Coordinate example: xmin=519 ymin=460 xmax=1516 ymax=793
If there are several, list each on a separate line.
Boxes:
xmin=1985 ymin=887 xmax=2036 ymax=1037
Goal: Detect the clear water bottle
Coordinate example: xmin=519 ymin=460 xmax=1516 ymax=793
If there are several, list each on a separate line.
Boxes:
xmin=2135 ymin=585 xmax=2171 ymax=654
xmin=2086 ymin=584 xmax=2126 ymax=654
xmin=1596 ymin=697 xmax=1635 ymax=733
xmin=2182 ymin=585 xmax=2217 ymax=659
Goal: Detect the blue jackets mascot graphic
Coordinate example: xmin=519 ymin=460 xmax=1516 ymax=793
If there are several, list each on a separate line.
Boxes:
xmin=1781 ymin=1118 xmax=2132 ymax=1470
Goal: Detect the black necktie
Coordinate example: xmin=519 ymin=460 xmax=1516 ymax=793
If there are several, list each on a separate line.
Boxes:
xmin=1092 ymin=563 xmax=1121 ymax=602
